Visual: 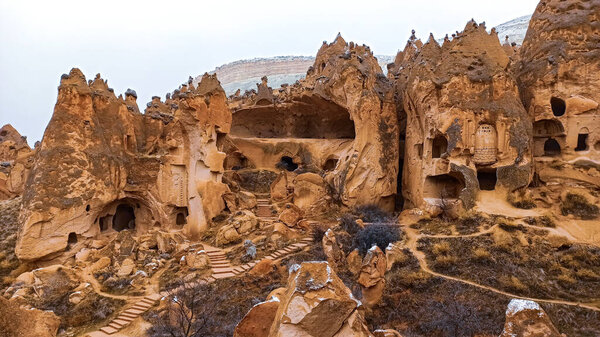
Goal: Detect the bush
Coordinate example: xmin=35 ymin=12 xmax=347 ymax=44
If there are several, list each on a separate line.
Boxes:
xmin=355 ymin=224 xmax=402 ymax=256
xmin=507 ymin=192 xmax=536 ymax=209
xmin=339 ymin=213 xmax=360 ymax=235
xmin=560 ymin=193 xmax=599 ymax=219
xmin=524 ymin=215 xmax=556 ymax=228
xmin=311 ymin=224 xmax=328 ymax=244
xmin=353 ymin=204 xmax=393 ymax=223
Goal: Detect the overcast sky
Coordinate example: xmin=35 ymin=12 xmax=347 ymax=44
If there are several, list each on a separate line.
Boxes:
xmin=0 ymin=0 xmax=539 ymax=143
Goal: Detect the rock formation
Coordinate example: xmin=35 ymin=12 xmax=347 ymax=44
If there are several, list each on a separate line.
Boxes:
xmin=15 ymin=69 xmax=232 ymax=261
xmin=268 ymin=261 xmax=373 ymax=337
xmin=358 ymin=245 xmax=386 ymax=307
xmin=225 ymin=34 xmax=399 ymax=212
xmin=517 ymin=0 xmax=600 ymax=162
xmin=0 ymin=124 xmax=34 ymax=200
xmin=499 ymin=299 xmax=561 ymax=337
xmin=390 ymin=22 xmax=533 ymax=213
xmin=0 ymin=296 xmax=60 ymax=337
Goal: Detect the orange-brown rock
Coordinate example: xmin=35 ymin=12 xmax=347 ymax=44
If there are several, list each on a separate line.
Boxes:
xmin=16 ymin=69 xmax=232 ymax=261
xmin=249 ymin=258 xmax=275 ymax=277
xmin=268 ymin=261 xmax=373 ymax=337
xmin=391 ymin=22 xmax=533 ymax=213
xmin=0 ymin=124 xmax=34 ymax=200
xmin=517 ymin=0 xmax=600 ymax=162
xmin=322 ymin=228 xmax=344 ymax=269
xmin=358 ymin=245 xmax=387 ymax=307
xmin=226 ymin=34 xmax=398 ymax=211
xmin=0 ymin=296 xmax=60 ymax=337
xmin=499 ymin=299 xmax=561 ymax=337
xmin=234 ymin=299 xmax=280 ymax=337
xmin=278 ymin=203 xmax=304 ymax=227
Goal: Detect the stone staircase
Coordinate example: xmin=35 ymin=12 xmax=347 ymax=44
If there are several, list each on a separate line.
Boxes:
xmin=256 ymin=198 xmax=277 ymax=220
xmin=86 ymin=293 xmax=161 ymax=337
xmin=86 ymin=237 xmax=313 ymax=336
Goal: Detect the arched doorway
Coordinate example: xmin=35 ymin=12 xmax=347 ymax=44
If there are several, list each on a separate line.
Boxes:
xmin=544 ymin=139 xmax=561 ymax=157
xmin=113 ymin=204 xmax=136 ymax=231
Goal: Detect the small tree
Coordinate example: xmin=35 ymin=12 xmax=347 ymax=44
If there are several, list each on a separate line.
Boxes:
xmin=147 ymin=282 xmax=212 ymax=337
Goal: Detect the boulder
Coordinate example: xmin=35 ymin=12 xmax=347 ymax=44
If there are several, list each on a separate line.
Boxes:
xmin=31 ymin=265 xmax=80 ymax=297
xmin=238 ymin=191 xmax=258 ymax=210
xmin=234 ymin=299 xmax=280 ymax=337
xmin=270 ymin=172 xmax=290 ymax=201
xmin=216 ymin=225 xmax=242 ymax=246
xmin=346 ymin=249 xmax=362 ymax=276
xmin=117 ymin=258 xmax=135 ymax=276
xmin=90 ymin=256 xmax=112 ymax=273
xmin=385 ymin=243 xmax=406 ymax=271
xmin=268 ymin=261 xmax=373 ymax=337
xmin=186 ymin=250 xmax=210 ymax=270
xmin=499 ymin=299 xmax=561 ymax=337
xmin=358 ymin=246 xmax=387 ymax=307
xmin=0 ymin=297 xmax=60 ymax=337
xmin=322 ymin=229 xmax=344 ymax=269
xmin=249 ymin=258 xmax=275 ymax=277
xmin=293 ymin=173 xmax=328 ymax=212
xmin=278 ymin=203 xmax=303 ymax=227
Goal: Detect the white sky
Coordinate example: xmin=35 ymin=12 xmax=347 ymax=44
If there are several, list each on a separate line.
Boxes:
xmin=0 ymin=0 xmax=539 ymax=143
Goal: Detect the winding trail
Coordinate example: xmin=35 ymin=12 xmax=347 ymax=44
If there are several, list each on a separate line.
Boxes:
xmin=401 ymin=223 xmax=600 ymax=312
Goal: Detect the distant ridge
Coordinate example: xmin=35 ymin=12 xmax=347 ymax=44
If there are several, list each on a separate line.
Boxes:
xmin=199 ymin=16 xmax=531 ymax=95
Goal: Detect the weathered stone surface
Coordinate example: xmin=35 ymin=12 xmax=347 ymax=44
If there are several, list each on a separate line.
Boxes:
xmin=358 ymin=246 xmax=386 ymax=307
xmin=293 ymin=172 xmax=328 ymax=213
xmin=268 ymin=261 xmax=373 ymax=337
xmin=278 ymin=203 xmax=303 ymax=227
xmin=16 ymin=70 xmax=232 ymax=261
xmin=322 ymin=229 xmax=344 ymax=269
xmin=373 ymin=329 xmax=403 ymax=337
xmin=216 ymin=210 xmax=259 ymax=246
xmin=499 ymin=299 xmax=561 ymax=337
xmin=391 ymin=22 xmax=532 ymax=212
xmin=0 ymin=297 xmax=60 ymax=337
xmin=228 ymin=35 xmax=398 ymax=211
xmin=0 ymin=124 xmax=34 ymax=200
xmin=234 ymin=299 xmax=280 ymax=337
xmin=185 ymin=249 xmax=210 ymax=270
xmin=517 ymin=0 xmax=600 ymax=162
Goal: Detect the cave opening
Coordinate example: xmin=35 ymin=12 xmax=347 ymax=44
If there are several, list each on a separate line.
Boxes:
xmin=477 ymin=169 xmax=497 ymax=191
xmin=67 ymin=232 xmax=78 ymax=245
xmin=99 ymin=215 xmax=110 ymax=232
xmin=230 ymin=98 xmax=355 ymax=139
xmin=176 ymin=207 xmax=188 ymax=226
xmin=551 ymin=97 xmax=566 ymax=117
xmin=432 ymin=136 xmax=448 ymax=159
xmin=424 ymin=174 xmax=464 ymax=199
xmin=544 ymin=139 xmax=561 ymax=156
xmin=323 ymin=158 xmax=338 ymax=171
xmin=575 ymin=133 xmax=589 ymax=152
xmin=277 ymin=156 xmax=298 ymax=172
xmin=113 ymin=204 xmax=136 ymax=231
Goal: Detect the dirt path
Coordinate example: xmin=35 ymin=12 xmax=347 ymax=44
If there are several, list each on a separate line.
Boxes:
xmin=401 ymin=223 xmax=600 ymax=312
xmin=474 ymin=191 xmax=540 ymax=218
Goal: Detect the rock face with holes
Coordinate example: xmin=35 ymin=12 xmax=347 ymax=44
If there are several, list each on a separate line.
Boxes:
xmin=499 ymin=299 xmax=561 ymax=337
xmin=16 ymin=69 xmax=232 ymax=261
xmin=516 ymin=0 xmax=600 ymax=162
xmin=224 ymin=34 xmax=398 ymax=212
xmin=390 ymin=21 xmax=533 ymax=213
xmin=268 ymin=261 xmax=373 ymax=337
xmin=0 ymin=124 xmax=34 ymax=200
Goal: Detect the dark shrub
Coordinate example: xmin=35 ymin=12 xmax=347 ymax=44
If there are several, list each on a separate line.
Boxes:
xmin=311 ymin=224 xmax=328 ymax=244
xmin=353 ymin=204 xmax=393 ymax=223
xmin=561 ymin=193 xmax=599 ymax=219
xmin=339 ymin=213 xmax=360 ymax=235
xmin=355 ymin=224 xmax=402 ymax=256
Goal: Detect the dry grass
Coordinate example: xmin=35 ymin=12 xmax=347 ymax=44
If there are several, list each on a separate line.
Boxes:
xmin=418 ymin=228 xmax=600 ymax=302
xmin=560 ymin=193 xmax=599 ymax=219
xmin=0 ymin=197 xmax=22 ymax=290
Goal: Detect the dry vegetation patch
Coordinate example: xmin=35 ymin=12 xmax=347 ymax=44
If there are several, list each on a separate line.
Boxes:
xmin=418 ymin=226 xmax=600 ymax=302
